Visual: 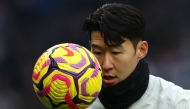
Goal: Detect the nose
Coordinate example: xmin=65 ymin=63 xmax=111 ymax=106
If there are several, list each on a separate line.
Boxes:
xmin=102 ymin=53 xmax=113 ymax=71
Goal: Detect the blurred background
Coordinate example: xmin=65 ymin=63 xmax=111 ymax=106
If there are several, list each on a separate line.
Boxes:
xmin=0 ymin=0 xmax=190 ymax=109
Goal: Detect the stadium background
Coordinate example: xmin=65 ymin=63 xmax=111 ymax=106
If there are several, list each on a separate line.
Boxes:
xmin=0 ymin=0 xmax=190 ymax=109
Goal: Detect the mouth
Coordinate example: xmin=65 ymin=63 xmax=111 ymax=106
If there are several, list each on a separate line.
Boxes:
xmin=103 ymin=75 xmax=117 ymax=87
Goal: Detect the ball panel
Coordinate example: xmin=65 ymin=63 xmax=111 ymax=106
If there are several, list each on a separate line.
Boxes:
xmin=51 ymin=44 xmax=90 ymax=75
xmin=32 ymin=51 xmax=50 ymax=84
xmin=44 ymin=70 xmax=77 ymax=100
xmin=78 ymin=51 xmax=102 ymax=103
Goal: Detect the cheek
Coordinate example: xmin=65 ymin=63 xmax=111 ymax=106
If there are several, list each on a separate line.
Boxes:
xmin=95 ymin=56 xmax=103 ymax=66
xmin=115 ymin=55 xmax=137 ymax=79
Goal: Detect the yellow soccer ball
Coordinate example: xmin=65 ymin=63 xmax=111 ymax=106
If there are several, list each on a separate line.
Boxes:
xmin=32 ymin=43 xmax=102 ymax=109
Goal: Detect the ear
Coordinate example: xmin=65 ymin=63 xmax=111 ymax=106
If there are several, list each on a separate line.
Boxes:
xmin=137 ymin=41 xmax=148 ymax=59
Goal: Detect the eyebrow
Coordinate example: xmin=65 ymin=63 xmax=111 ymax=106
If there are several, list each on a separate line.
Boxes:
xmin=91 ymin=43 xmax=123 ymax=49
xmin=91 ymin=44 xmax=102 ymax=49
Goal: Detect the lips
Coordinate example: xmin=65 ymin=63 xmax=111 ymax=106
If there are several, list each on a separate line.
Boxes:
xmin=103 ymin=75 xmax=116 ymax=86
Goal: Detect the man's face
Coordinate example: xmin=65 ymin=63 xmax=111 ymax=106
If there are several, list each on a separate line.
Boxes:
xmin=91 ymin=31 xmax=144 ymax=87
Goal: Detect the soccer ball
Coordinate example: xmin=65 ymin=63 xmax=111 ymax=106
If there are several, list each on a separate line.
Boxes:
xmin=32 ymin=43 xmax=102 ymax=109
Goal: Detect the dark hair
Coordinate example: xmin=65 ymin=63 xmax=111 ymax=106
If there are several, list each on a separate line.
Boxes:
xmin=83 ymin=3 xmax=146 ymax=49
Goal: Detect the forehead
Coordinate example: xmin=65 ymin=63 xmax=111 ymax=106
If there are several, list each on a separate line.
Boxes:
xmin=91 ymin=31 xmax=126 ymax=48
xmin=91 ymin=31 xmax=125 ymax=49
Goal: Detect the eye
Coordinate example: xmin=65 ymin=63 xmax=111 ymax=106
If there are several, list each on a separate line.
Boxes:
xmin=92 ymin=51 xmax=102 ymax=55
xmin=112 ymin=52 xmax=121 ymax=55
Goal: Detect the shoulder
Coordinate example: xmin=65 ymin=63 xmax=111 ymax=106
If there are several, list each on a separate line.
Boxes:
xmin=130 ymin=75 xmax=190 ymax=109
xmin=87 ymin=98 xmax=105 ymax=109
xmin=148 ymin=74 xmax=190 ymax=98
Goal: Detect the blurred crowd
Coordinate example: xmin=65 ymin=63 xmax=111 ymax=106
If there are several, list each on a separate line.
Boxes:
xmin=0 ymin=0 xmax=190 ymax=109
